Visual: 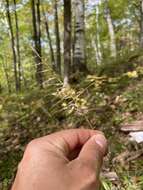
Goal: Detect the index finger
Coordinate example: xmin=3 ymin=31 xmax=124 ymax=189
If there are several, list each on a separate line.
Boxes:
xmin=41 ymin=129 xmax=104 ymax=157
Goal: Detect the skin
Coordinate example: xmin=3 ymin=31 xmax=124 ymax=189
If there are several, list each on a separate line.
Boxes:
xmin=12 ymin=129 xmax=108 ymax=190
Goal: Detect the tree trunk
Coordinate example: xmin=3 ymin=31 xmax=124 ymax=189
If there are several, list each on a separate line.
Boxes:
xmin=5 ymin=0 xmax=19 ymax=91
xmin=92 ymin=40 xmax=101 ymax=65
xmin=104 ymin=0 xmax=117 ymax=58
xmin=31 ymin=0 xmax=43 ymax=88
xmin=42 ymin=7 xmax=55 ymax=70
xmin=140 ymin=0 xmax=143 ymax=48
xmin=2 ymin=56 xmax=11 ymax=93
xmin=63 ymin=0 xmax=71 ymax=87
xmin=54 ymin=0 xmax=61 ymax=74
xmin=36 ymin=0 xmax=43 ymax=86
xmin=13 ymin=0 xmax=22 ymax=90
xmin=95 ymin=4 xmax=102 ymax=64
xmin=73 ymin=0 xmax=87 ymax=72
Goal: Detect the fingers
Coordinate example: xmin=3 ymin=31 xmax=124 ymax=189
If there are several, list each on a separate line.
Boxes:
xmin=78 ymin=134 xmax=108 ymax=175
xmin=79 ymin=133 xmax=108 ymax=157
xmin=42 ymin=129 xmax=104 ymax=158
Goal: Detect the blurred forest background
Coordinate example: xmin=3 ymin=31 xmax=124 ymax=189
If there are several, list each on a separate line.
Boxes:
xmin=0 ymin=0 xmax=143 ymax=189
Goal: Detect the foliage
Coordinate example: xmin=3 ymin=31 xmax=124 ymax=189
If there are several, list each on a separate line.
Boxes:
xmin=1 ymin=53 xmax=143 ymax=189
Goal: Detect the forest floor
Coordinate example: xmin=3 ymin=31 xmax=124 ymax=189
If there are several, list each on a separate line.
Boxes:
xmin=0 ymin=52 xmax=143 ymax=190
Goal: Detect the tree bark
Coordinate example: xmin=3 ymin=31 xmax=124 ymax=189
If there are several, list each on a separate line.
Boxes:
xmin=5 ymin=0 xmax=19 ymax=91
xmin=73 ymin=0 xmax=87 ymax=72
xmin=92 ymin=40 xmax=101 ymax=65
xmin=63 ymin=0 xmax=71 ymax=87
xmin=139 ymin=0 xmax=143 ymax=48
xmin=95 ymin=4 xmax=102 ymax=64
xmin=104 ymin=0 xmax=117 ymax=58
xmin=13 ymin=0 xmax=22 ymax=90
xmin=2 ymin=56 xmax=11 ymax=93
xmin=54 ymin=0 xmax=61 ymax=74
xmin=31 ymin=0 xmax=43 ymax=88
xmin=42 ymin=7 xmax=55 ymax=70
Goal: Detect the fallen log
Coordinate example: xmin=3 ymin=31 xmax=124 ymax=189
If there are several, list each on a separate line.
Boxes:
xmin=120 ymin=120 xmax=143 ymax=132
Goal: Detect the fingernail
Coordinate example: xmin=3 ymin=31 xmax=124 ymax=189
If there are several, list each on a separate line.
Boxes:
xmin=92 ymin=134 xmax=108 ymax=155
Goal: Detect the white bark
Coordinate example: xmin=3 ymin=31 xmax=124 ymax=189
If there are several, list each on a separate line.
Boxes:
xmin=92 ymin=40 xmax=101 ymax=65
xmin=95 ymin=4 xmax=102 ymax=64
xmin=104 ymin=0 xmax=117 ymax=58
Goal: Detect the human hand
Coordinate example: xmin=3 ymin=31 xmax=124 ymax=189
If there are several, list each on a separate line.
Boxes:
xmin=12 ymin=129 xmax=107 ymax=190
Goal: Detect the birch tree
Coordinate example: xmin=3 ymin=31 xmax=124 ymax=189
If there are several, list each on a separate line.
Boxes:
xmin=95 ymin=2 xmax=102 ymax=64
xmin=104 ymin=0 xmax=117 ymax=58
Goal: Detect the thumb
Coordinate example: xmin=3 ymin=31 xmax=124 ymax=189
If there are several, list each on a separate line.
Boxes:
xmin=78 ymin=134 xmax=108 ymax=175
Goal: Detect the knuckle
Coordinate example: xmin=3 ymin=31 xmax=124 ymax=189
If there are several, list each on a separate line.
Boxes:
xmin=25 ymin=139 xmax=41 ymax=155
xmin=17 ymin=161 xmax=23 ymax=171
xmin=27 ymin=139 xmax=39 ymax=150
xmin=18 ymin=139 xmax=43 ymax=170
